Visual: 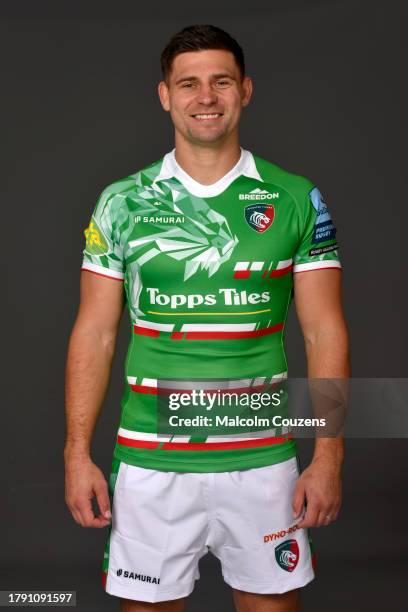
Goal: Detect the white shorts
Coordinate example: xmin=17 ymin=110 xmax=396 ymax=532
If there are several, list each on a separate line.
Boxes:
xmin=102 ymin=457 xmax=315 ymax=603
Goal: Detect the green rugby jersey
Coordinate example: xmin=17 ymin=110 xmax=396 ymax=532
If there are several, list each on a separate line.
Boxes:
xmin=81 ymin=148 xmax=341 ymax=472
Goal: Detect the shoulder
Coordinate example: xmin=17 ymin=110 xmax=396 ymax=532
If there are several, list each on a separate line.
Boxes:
xmin=251 ymin=153 xmax=315 ymax=207
xmin=93 ymin=156 xmax=165 ymax=217
xmin=99 ymin=156 xmax=165 ymax=200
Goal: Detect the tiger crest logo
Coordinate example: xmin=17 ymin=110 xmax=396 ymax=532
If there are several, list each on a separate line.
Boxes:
xmin=275 ymin=540 xmax=300 ymax=572
xmin=244 ymin=204 xmax=275 ymax=233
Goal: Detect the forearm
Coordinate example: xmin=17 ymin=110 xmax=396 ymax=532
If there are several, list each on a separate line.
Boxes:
xmin=305 ymin=327 xmax=349 ymax=466
xmin=64 ymin=322 xmax=116 ymax=460
xmin=304 ymin=322 xmax=350 ymax=379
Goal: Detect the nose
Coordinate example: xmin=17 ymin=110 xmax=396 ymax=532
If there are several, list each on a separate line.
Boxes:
xmin=196 ymin=83 xmax=218 ymax=106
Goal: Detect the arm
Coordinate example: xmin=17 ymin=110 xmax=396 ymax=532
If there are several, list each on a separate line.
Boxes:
xmin=64 ymin=270 xmax=124 ymax=528
xmin=291 ymin=268 xmax=350 ymax=528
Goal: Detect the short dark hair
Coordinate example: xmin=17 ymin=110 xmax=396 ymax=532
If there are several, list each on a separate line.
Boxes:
xmin=160 ymin=24 xmax=245 ymax=82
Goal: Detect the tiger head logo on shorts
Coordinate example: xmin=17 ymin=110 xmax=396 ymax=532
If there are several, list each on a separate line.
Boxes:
xmin=274 ymin=539 xmax=300 ymax=572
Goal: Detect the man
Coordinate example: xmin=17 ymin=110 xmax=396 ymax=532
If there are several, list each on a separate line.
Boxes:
xmin=64 ymin=24 xmax=349 ymax=612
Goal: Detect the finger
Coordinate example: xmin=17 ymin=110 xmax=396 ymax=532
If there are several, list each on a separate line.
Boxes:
xmin=89 ymin=515 xmax=111 ymax=528
xmin=76 ymin=497 xmax=100 ymax=527
xmin=78 ymin=507 xmax=111 ymax=528
xmin=292 ymin=480 xmax=306 ymax=519
xmin=318 ymin=506 xmax=337 ymax=527
xmin=66 ymin=498 xmax=86 ymax=527
xmin=70 ymin=495 xmax=111 ymax=528
xmin=316 ymin=510 xmax=330 ymax=527
xmin=69 ymin=506 xmax=83 ymax=526
xmin=315 ymin=510 xmax=330 ymax=527
xmin=326 ymin=506 xmax=340 ymax=524
xmin=297 ymin=504 xmax=319 ymax=529
xmin=94 ymin=481 xmax=112 ymax=521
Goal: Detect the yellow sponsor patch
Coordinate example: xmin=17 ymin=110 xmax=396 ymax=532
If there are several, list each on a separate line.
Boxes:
xmin=84 ymin=219 xmax=109 ymax=255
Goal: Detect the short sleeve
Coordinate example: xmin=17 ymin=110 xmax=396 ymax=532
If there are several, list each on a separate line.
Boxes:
xmin=293 ymin=186 xmax=341 ymax=273
xmin=81 ymin=190 xmax=125 ymax=280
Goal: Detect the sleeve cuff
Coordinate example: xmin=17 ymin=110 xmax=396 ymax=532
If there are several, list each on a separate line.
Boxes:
xmin=81 ymin=261 xmax=124 ymax=280
xmin=293 ymin=260 xmax=341 ymax=273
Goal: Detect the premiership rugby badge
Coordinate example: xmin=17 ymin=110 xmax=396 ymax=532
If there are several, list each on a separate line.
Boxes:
xmin=309 ymin=187 xmax=337 ymax=244
xmin=244 ymin=204 xmax=275 ymax=233
xmin=275 ymin=540 xmax=299 ymax=572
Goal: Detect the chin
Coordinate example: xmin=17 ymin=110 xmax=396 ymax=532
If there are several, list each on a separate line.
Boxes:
xmin=188 ymin=129 xmax=228 ymax=145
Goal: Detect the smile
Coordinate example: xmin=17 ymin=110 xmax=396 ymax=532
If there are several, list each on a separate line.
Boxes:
xmin=191 ymin=113 xmax=223 ymax=120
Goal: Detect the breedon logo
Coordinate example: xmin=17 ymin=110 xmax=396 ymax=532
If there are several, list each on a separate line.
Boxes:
xmin=244 ymin=204 xmax=275 ymax=233
xmin=239 ymin=188 xmax=279 ymax=201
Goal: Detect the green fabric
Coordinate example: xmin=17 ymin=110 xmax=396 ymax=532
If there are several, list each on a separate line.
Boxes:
xmin=82 ymin=151 xmax=340 ymax=472
xmin=102 ymin=457 xmax=122 ymax=574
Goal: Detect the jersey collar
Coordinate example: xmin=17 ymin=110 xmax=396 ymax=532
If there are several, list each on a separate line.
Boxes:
xmin=153 ymin=147 xmax=262 ymax=198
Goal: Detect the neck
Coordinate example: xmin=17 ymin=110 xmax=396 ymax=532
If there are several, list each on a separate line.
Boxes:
xmin=173 ymin=133 xmax=242 ymax=185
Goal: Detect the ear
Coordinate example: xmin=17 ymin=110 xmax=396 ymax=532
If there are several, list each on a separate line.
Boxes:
xmin=241 ymin=76 xmax=253 ymax=108
xmin=158 ymin=80 xmax=170 ymax=112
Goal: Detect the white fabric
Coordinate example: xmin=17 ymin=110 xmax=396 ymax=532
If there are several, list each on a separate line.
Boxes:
xmin=153 ymin=147 xmax=263 ymax=198
xmin=81 ymin=261 xmax=124 ymax=280
xmin=293 ymin=260 xmax=341 ymax=273
xmin=104 ymin=458 xmax=315 ymax=602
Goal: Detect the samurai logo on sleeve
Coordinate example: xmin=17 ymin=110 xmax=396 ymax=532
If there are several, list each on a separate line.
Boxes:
xmin=84 ymin=218 xmax=109 ymax=255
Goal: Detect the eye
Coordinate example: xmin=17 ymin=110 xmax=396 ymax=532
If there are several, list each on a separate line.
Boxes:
xmin=217 ymin=80 xmax=230 ymax=87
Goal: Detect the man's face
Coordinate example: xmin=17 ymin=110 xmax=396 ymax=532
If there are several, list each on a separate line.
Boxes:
xmin=158 ymin=49 xmax=252 ymax=146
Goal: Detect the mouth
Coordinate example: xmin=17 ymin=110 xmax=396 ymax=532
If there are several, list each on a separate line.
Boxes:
xmin=191 ymin=113 xmax=223 ymax=121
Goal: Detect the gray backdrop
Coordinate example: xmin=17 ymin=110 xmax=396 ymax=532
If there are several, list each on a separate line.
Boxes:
xmin=1 ymin=0 xmax=407 ymax=610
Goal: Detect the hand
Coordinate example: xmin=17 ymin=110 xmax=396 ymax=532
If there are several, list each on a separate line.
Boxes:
xmin=64 ymin=453 xmax=111 ymax=528
xmin=292 ymin=457 xmax=342 ymax=528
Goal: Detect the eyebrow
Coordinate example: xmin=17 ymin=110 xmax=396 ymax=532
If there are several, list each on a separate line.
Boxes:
xmin=174 ymin=73 xmax=236 ymax=85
